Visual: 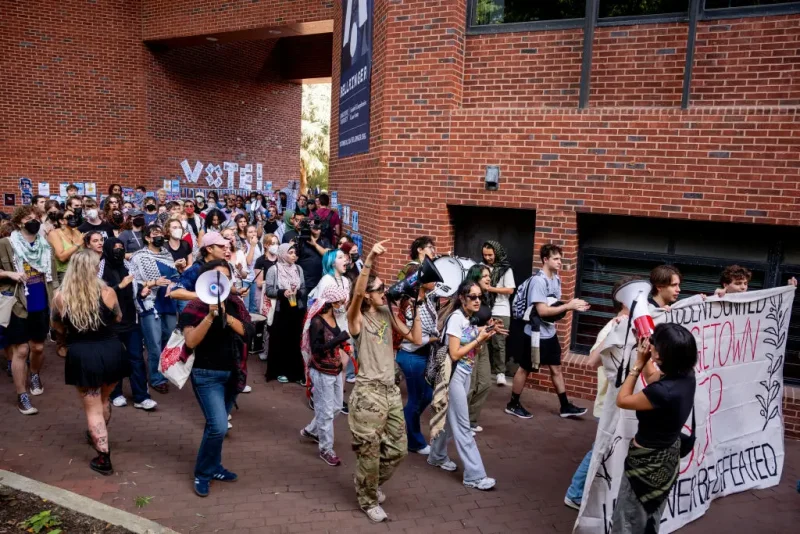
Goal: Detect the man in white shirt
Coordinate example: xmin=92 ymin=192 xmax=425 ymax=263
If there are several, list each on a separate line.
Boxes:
xmin=482 ymin=241 xmax=515 ymax=386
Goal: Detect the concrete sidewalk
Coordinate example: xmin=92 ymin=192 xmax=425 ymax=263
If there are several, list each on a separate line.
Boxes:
xmin=1 ymin=348 xmax=798 ymax=533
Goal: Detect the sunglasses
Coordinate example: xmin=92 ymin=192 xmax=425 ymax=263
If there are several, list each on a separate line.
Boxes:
xmin=465 ymin=294 xmax=482 ymax=301
xmin=369 ymin=284 xmax=386 ymax=294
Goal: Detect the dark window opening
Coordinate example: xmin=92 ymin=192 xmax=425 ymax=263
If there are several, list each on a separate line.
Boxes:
xmin=573 ymin=214 xmax=800 ymax=384
xmin=473 ymin=0 xmax=587 ymax=26
xmin=705 ymin=0 xmax=797 ymax=8
xmin=600 ymin=0 xmax=690 ymax=18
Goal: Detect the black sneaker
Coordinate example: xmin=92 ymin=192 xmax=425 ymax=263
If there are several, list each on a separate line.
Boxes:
xmin=504 ymin=403 xmax=532 ymax=419
xmin=90 ymin=451 xmax=113 ymax=476
xmin=341 ymin=402 xmax=349 ymax=415
xmin=560 ymin=403 xmax=588 ymax=418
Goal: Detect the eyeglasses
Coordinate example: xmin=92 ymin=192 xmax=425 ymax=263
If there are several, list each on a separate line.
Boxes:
xmin=465 ymin=294 xmax=482 ymax=301
xmin=369 ymin=284 xmax=386 ymax=294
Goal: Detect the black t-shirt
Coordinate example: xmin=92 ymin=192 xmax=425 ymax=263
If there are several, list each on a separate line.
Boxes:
xmin=78 ymin=221 xmax=115 ymax=240
xmin=254 ymin=256 xmax=276 ymax=278
xmin=167 ymin=240 xmax=192 ymax=263
xmin=635 ymin=374 xmax=696 ymax=449
xmin=296 ymin=238 xmax=330 ymax=291
xmin=262 ymin=220 xmax=279 ymax=234
xmin=178 ymin=299 xmax=247 ymax=371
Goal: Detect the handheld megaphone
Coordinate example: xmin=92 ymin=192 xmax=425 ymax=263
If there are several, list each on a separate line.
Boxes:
xmin=386 ymin=256 xmax=444 ymax=302
xmin=612 ymin=279 xmax=654 ymax=339
xmin=196 ymin=270 xmax=232 ymax=305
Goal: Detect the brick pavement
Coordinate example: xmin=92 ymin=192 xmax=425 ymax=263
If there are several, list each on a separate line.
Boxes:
xmin=1 ymin=347 xmax=798 ymax=534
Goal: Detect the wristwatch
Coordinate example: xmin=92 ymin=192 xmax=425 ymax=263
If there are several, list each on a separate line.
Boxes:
xmin=631 ymin=364 xmax=642 ymax=375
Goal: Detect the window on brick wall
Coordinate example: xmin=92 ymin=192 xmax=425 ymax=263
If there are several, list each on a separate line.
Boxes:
xmin=573 ymin=214 xmax=800 ymax=384
xmin=705 ymin=0 xmax=797 ymax=8
xmin=472 ymin=0 xmax=587 ymax=26
xmin=599 ymin=0 xmax=689 ymax=18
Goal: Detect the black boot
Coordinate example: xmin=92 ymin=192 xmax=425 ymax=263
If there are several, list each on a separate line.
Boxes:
xmin=90 ymin=451 xmax=113 ymax=476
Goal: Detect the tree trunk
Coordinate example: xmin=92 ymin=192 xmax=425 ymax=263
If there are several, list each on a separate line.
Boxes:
xmin=299 ymin=163 xmax=308 ymax=195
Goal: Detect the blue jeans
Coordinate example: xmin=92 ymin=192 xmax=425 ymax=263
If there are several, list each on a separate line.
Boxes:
xmin=396 ymin=349 xmax=433 ymax=452
xmin=345 ymin=354 xmax=356 ymax=380
xmin=243 ymin=281 xmax=259 ymax=314
xmin=191 ymin=368 xmax=235 ymax=481
xmin=111 ymin=327 xmax=150 ymax=403
xmin=566 ymin=448 xmax=593 ymax=503
xmin=139 ymin=312 xmax=176 ymax=387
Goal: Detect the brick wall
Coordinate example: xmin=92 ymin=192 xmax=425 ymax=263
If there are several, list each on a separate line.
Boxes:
xmin=329 ymin=8 xmax=800 ymax=437
xmin=142 ymin=0 xmax=334 ymax=41
xmin=146 ymin=40 xmax=301 ymax=191
xmin=0 ymin=0 xmax=148 ymax=204
xmin=0 ymin=0 xmax=303 ymax=210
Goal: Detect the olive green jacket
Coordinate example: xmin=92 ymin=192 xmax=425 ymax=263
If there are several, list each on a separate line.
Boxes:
xmin=0 ymin=237 xmax=59 ymax=318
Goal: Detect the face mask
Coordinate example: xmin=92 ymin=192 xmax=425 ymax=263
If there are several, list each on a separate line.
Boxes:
xmin=24 ymin=220 xmax=41 ymax=235
xmin=73 ymin=207 xmax=82 ymax=218
xmin=151 ymin=236 xmax=164 ymax=248
xmin=47 ymin=212 xmax=60 ymax=223
xmin=333 ymin=303 xmax=346 ymax=313
xmin=185 ymin=206 xmax=194 ymax=214
xmin=268 ymin=244 xmax=279 ymax=255
xmin=122 ymin=208 xmax=129 ymax=215
xmin=195 ymin=198 xmax=204 ymax=204
xmin=67 ymin=217 xmax=79 ymax=228
xmin=219 ymin=200 xmax=227 ymax=208
xmin=132 ymin=216 xmax=145 ymax=227
xmin=170 ymin=228 xmax=183 ymax=240
xmin=86 ymin=209 xmax=98 ymax=220
xmin=112 ymin=248 xmax=125 ymax=262
xmin=145 ymin=204 xmax=156 ymax=212
xmin=111 ymin=212 xmax=123 ymax=225
xmin=208 ymin=201 xmax=216 ymax=209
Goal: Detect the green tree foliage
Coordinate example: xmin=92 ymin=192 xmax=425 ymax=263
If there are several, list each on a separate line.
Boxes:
xmin=301 ymin=84 xmax=331 ymax=192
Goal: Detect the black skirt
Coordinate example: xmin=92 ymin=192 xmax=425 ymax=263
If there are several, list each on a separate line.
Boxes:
xmin=65 ymin=338 xmax=129 ymax=388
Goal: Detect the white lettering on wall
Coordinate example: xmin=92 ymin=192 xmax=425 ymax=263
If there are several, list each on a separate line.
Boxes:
xmin=181 ymin=160 xmax=265 ymax=191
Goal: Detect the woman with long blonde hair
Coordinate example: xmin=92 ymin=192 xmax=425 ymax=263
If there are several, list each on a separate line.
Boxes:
xmin=52 ymin=248 xmax=127 ymax=476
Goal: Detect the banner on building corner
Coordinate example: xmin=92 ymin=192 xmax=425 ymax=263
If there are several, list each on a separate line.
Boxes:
xmin=574 ymin=286 xmax=794 ymax=534
xmin=338 ymin=0 xmax=373 ymax=158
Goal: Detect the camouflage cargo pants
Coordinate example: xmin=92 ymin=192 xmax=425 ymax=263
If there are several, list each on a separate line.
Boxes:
xmin=348 ymin=381 xmax=408 ymax=510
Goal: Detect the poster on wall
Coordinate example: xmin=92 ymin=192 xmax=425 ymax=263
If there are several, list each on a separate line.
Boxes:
xmin=574 ymin=287 xmax=795 ymax=534
xmin=338 ymin=0 xmax=374 ymax=158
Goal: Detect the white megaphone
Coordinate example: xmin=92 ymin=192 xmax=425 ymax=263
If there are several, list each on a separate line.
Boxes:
xmin=196 ymin=270 xmax=231 ymax=305
xmin=612 ymin=279 xmax=655 ymax=339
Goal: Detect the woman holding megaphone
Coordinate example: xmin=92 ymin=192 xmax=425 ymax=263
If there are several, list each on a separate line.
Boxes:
xmin=347 ymin=239 xmax=422 ymax=523
xmin=180 ymin=260 xmax=254 ymax=498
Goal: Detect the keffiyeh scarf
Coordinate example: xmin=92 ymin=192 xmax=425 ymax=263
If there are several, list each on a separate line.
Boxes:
xmin=9 ymin=231 xmax=53 ymax=282
xmin=128 ymin=247 xmax=178 ymax=314
xmin=300 ymin=284 xmax=350 ymax=364
xmin=484 ymin=240 xmax=510 ymax=307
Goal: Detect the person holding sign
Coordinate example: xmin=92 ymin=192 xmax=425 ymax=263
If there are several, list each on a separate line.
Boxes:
xmin=613 ymin=323 xmax=697 ymax=534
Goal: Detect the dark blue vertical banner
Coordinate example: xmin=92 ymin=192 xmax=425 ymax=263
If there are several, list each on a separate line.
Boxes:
xmin=338 ymin=0 xmax=373 ymax=158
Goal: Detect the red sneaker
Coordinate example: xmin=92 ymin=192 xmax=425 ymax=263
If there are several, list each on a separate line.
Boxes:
xmin=319 ymin=449 xmax=341 ymax=466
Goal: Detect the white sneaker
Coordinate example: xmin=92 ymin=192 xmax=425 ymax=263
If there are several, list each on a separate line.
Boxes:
xmin=470 ymin=425 xmax=483 ymax=433
xmin=428 ymin=457 xmax=457 ymax=472
xmin=496 ymin=373 xmax=507 ymax=386
xmin=134 ymin=399 xmax=157 ymax=411
xmin=346 ymin=376 xmax=356 ymax=384
xmin=228 ymin=414 xmax=232 ymax=421
xmin=377 ymin=487 xmax=386 ymax=504
xmin=471 ymin=431 xmax=476 ymax=437
xmin=464 ymin=477 xmax=496 ymax=491
xmin=414 ymin=445 xmax=431 ymax=455
xmin=258 ymin=353 xmax=267 ymax=361
xmin=227 ymin=421 xmax=233 ymax=429
xmin=112 ymin=396 xmax=128 ymax=408
xmin=242 ymin=385 xmax=252 ymax=393
xmin=564 ymin=496 xmax=581 ymax=510
xmin=364 ymin=505 xmax=387 ymax=523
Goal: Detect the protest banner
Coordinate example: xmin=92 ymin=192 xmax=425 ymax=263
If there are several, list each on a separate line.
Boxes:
xmin=574 ymin=286 xmax=794 ymax=534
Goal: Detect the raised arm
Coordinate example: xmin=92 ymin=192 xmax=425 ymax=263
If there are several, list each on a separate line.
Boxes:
xmin=347 ymin=239 xmax=388 ymax=337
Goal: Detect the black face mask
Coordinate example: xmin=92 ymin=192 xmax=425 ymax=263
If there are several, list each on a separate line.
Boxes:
xmin=47 ymin=212 xmax=60 ymax=223
xmin=24 ymin=220 xmax=41 ymax=235
xmin=112 ymin=248 xmax=125 ymax=262
xmin=66 ymin=217 xmax=79 ymax=228
xmin=145 ymin=204 xmax=156 ymax=212
xmin=132 ymin=216 xmax=145 ymax=227
xmin=72 ymin=207 xmax=83 ymax=218
xmin=151 ymin=236 xmax=165 ymax=248
xmin=111 ymin=212 xmax=124 ymax=225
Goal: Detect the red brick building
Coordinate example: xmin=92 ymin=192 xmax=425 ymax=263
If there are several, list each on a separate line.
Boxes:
xmin=2 ymin=1 xmax=799 ymax=436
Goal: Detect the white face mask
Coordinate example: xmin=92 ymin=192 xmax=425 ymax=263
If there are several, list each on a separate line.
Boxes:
xmin=86 ymin=209 xmax=99 ymax=220
xmin=268 ymin=244 xmax=279 ymax=255
xmin=208 ymin=201 xmax=216 ymax=209
xmin=170 ymin=228 xmax=183 ymax=240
